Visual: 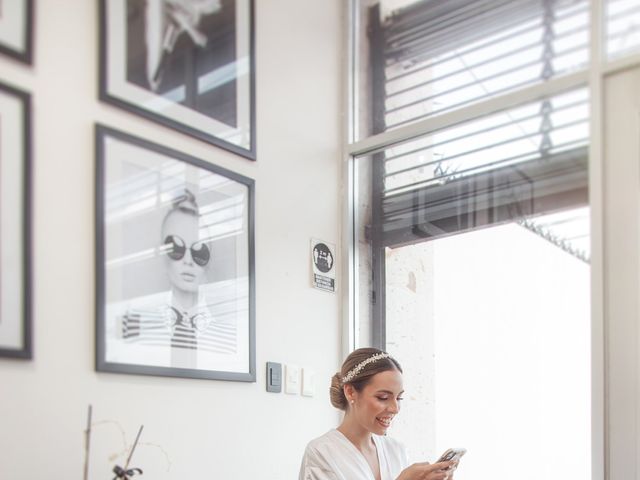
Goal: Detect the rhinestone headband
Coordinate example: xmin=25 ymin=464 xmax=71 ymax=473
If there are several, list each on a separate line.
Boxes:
xmin=341 ymin=352 xmax=391 ymax=384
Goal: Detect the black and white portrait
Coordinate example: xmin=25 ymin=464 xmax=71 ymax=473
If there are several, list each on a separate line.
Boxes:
xmin=100 ymin=0 xmax=255 ymax=158
xmin=126 ymin=0 xmax=238 ymax=127
xmin=96 ymin=126 xmax=255 ymax=381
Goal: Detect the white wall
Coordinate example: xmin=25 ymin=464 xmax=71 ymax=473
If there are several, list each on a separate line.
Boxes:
xmin=0 ymin=1 xmax=343 ymax=478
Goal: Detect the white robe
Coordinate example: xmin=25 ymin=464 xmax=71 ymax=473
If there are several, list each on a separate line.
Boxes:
xmin=299 ymin=429 xmax=409 ymax=480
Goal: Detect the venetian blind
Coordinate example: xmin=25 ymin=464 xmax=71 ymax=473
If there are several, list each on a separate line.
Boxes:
xmin=367 ymin=0 xmax=590 ymax=260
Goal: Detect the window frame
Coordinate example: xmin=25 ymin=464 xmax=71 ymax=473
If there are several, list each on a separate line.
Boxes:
xmin=341 ymin=0 xmax=640 ymax=478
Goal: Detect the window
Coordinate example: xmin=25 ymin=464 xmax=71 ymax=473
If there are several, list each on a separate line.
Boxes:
xmin=607 ymin=0 xmax=640 ymax=58
xmin=354 ymin=0 xmax=589 ymax=140
xmin=348 ymin=1 xmax=600 ymax=478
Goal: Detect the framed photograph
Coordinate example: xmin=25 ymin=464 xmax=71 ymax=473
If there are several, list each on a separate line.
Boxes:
xmin=99 ymin=0 xmax=256 ymax=160
xmin=95 ymin=125 xmax=255 ymax=381
xmin=0 ymin=0 xmax=34 ymax=64
xmin=0 ymin=81 xmax=32 ymax=358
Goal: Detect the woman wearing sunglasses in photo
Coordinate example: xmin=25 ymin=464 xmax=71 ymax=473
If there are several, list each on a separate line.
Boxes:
xmin=160 ymin=189 xmax=212 ymax=367
xmin=119 ymin=189 xmax=235 ymax=369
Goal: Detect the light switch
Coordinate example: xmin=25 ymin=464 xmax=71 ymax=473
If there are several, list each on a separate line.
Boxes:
xmin=285 ymin=364 xmax=300 ymax=394
xmin=266 ymin=362 xmax=282 ymax=393
xmin=302 ymin=368 xmax=315 ymax=397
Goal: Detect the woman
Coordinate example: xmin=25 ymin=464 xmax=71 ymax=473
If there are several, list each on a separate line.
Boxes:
xmin=299 ymin=348 xmax=455 ymax=480
xmin=120 ymin=189 xmax=236 ymax=369
xmin=160 ymin=189 xmax=211 ymax=367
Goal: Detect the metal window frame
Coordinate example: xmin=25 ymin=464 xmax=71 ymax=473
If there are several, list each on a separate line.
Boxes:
xmin=341 ymin=1 xmax=640 ymax=478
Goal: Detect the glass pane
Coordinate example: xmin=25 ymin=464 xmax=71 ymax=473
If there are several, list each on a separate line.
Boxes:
xmin=353 ymin=0 xmax=590 ymax=141
xmin=385 ymin=222 xmax=591 ymax=479
xmin=606 ymin=0 xmax=640 ymax=58
xmin=384 ymin=89 xmax=589 ymax=197
xmin=353 ymin=88 xmax=591 ymax=478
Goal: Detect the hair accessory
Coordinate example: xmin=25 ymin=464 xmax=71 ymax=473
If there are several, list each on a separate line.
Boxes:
xmin=341 ymin=352 xmax=391 ymax=384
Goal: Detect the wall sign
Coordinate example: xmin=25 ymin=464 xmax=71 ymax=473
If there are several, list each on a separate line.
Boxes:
xmin=311 ymin=239 xmax=335 ymax=293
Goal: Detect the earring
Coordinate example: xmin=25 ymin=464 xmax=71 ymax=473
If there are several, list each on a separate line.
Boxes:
xmin=350 ymin=399 xmax=355 ymax=404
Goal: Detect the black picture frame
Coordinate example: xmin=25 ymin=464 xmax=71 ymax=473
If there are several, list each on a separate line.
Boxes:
xmin=0 ymin=81 xmax=32 ymax=359
xmin=0 ymin=0 xmax=34 ymax=64
xmin=95 ymin=125 xmax=255 ymax=381
xmin=99 ymin=0 xmax=256 ymax=160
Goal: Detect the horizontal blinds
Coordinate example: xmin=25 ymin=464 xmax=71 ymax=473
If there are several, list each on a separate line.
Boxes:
xmin=373 ymin=0 xmax=589 ymax=129
xmin=365 ymin=0 xmax=590 ymax=260
xmin=386 ymin=0 xmax=552 ymax=64
xmin=384 ymin=89 xmax=589 ymax=194
xmin=607 ymin=0 xmax=640 ymax=58
xmin=365 ymin=1 xmax=591 ymax=260
xmin=369 ymin=84 xmax=589 ymax=258
xmin=375 ymin=146 xmax=588 ymax=248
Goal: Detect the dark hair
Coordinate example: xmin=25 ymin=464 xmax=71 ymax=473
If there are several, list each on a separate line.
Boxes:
xmin=329 ymin=347 xmax=402 ymax=410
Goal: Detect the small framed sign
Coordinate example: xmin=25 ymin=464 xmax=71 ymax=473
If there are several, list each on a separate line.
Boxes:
xmin=311 ymin=239 xmax=336 ymax=293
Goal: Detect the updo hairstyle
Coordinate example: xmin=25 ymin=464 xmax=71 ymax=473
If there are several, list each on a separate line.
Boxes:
xmin=161 ymin=188 xmax=200 ymax=239
xmin=329 ymin=347 xmax=402 ymax=410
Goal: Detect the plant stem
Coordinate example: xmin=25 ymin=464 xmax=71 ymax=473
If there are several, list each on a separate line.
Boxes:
xmin=83 ymin=405 xmax=92 ymax=480
xmin=124 ymin=425 xmax=144 ymax=471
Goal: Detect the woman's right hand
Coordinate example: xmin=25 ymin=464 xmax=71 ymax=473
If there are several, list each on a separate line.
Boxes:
xmin=396 ymin=461 xmax=454 ymax=480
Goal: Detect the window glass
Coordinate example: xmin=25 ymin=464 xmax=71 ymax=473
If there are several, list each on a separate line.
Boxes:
xmin=607 ymin=0 xmax=640 ymax=58
xmin=384 ymin=221 xmax=591 ymax=479
xmin=353 ymin=90 xmax=591 ymax=478
xmin=354 ymin=0 xmax=590 ymax=140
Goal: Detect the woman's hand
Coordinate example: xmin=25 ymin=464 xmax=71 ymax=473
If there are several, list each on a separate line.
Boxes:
xmin=396 ymin=461 xmax=455 ymax=480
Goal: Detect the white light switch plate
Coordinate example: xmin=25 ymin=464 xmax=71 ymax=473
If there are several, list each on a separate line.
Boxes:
xmin=285 ymin=364 xmax=300 ymax=394
xmin=302 ymin=368 xmax=315 ymax=397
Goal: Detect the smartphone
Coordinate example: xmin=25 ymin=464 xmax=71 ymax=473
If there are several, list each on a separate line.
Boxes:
xmin=436 ymin=447 xmax=466 ymax=468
